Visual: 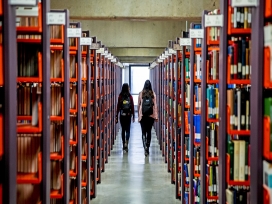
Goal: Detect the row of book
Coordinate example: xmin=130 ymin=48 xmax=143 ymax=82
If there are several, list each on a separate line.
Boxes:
xmin=194 ymin=147 xmax=201 ymax=174
xmin=50 ymin=161 xmax=62 ymax=190
xmin=16 ymin=17 xmax=39 ymax=27
xmin=207 ymin=50 xmax=219 ymax=80
xmin=50 ymin=122 xmax=62 ymax=154
xmin=17 ymin=34 xmax=42 ymax=40
xmin=185 ymin=57 xmax=191 ymax=79
xmin=227 ymin=87 xmax=251 ymax=131
xmin=207 ymin=123 xmax=219 ymax=158
xmin=18 ymin=43 xmax=40 ymax=77
xmin=228 ymin=37 xmax=251 ymax=80
xmin=227 ymin=137 xmax=250 ymax=181
xmin=17 ymin=134 xmax=40 ymax=173
xmin=69 ymin=55 xmax=77 ymax=79
xmin=50 ymin=25 xmax=62 ymax=40
xmin=50 ymin=50 xmax=63 ymax=79
xmin=226 ymin=186 xmax=250 ymax=204
xmin=50 ymin=85 xmax=62 ymax=117
xmin=194 ymin=114 xmax=201 ymax=143
xmin=194 ymin=24 xmax=202 ymax=48
xmin=195 ymin=85 xmax=202 ymax=111
xmin=207 ymin=85 xmax=219 ymax=119
xmin=230 ymin=7 xmax=252 ymax=29
xmin=193 ymin=178 xmax=201 ymax=203
xmin=195 ymin=54 xmax=202 ymax=80
xmin=207 ymin=162 xmax=219 ymax=197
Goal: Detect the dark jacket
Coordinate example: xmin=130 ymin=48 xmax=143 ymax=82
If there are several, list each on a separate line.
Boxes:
xmin=116 ymin=94 xmax=135 ymax=119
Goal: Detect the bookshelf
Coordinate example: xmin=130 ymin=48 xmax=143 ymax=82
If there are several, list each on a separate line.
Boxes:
xmin=219 ymin=1 xmax=259 ymax=203
xmin=263 ymin=0 xmax=272 ymax=203
xmin=68 ymin=22 xmax=82 ymax=203
xmin=49 ymin=9 xmax=69 ymax=203
xmin=189 ymin=22 xmax=203 ymax=204
xmin=90 ymin=37 xmax=97 ymax=198
xmin=201 ymin=9 xmax=221 ymax=203
xmin=2 ymin=1 xmax=17 ymax=203
xmin=81 ymin=30 xmax=91 ymax=204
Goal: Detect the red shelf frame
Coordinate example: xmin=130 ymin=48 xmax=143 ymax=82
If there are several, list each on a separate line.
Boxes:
xmin=227 ymin=56 xmax=251 ymax=85
xmin=206 ymin=137 xmax=219 ymax=161
xmin=227 ymin=106 xmax=250 ymax=135
xmin=50 ymin=59 xmax=64 ymax=82
xmin=17 ymin=152 xmax=42 ymax=184
xmin=16 ymin=3 xmax=42 ymax=34
xmin=263 ymin=116 xmax=272 ymax=160
xmin=17 ymin=103 xmax=42 ymax=133
xmin=70 ymin=94 xmax=78 ymax=114
xmin=226 ymin=154 xmax=250 ymax=186
xmin=69 ymin=156 xmax=78 ymax=177
xmin=50 ymin=174 xmax=63 ymax=199
xmin=206 ymin=175 xmax=219 ymax=200
xmin=50 ymin=136 xmax=64 ymax=160
xmin=50 ymin=25 xmax=64 ymax=44
xmin=69 ymin=126 xmax=78 ymax=145
xmin=50 ymin=97 xmax=64 ymax=121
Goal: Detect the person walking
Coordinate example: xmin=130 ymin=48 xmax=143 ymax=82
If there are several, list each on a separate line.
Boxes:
xmin=138 ymin=80 xmax=158 ymax=156
xmin=116 ymin=83 xmax=135 ymax=152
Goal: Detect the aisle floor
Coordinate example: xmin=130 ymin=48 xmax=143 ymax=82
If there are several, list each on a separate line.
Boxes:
xmin=91 ymin=120 xmax=180 ymax=204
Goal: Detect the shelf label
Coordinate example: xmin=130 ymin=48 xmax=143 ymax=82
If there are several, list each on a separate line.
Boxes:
xmin=205 ymin=14 xmax=223 ymax=27
xmin=101 ymin=50 xmax=108 ymax=56
xmin=16 ymin=6 xmax=38 ymax=16
xmin=264 ymin=25 xmax=272 ymax=45
xmin=90 ymin=43 xmax=100 ymax=50
xmin=96 ymin=47 xmax=104 ymax=53
xmin=80 ymin=37 xmax=92 ymax=46
xmin=157 ymin=59 xmax=163 ymax=63
xmin=168 ymin=48 xmax=177 ymax=55
xmin=173 ymin=44 xmax=181 ymax=50
xmin=47 ymin=12 xmax=66 ymax=25
xmin=67 ymin=28 xmax=81 ymax=38
xmin=189 ymin=29 xmax=204 ymax=39
xmin=179 ymin=38 xmax=191 ymax=46
xmin=231 ymin=0 xmax=258 ymax=7
xmin=111 ymin=58 xmax=117 ymax=63
xmin=106 ymin=53 xmax=112 ymax=58
xmin=10 ymin=0 xmax=37 ymax=6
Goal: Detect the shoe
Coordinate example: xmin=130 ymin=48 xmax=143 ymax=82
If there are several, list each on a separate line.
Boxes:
xmin=123 ymin=142 xmax=126 ymax=151
xmin=145 ymin=150 xmax=148 ymax=157
xmin=146 ymin=147 xmax=149 ymax=155
xmin=125 ymin=140 xmax=129 ymax=152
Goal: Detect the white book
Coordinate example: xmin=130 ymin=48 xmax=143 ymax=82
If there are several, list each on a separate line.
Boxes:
xmin=237 ymin=89 xmax=241 ymax=130
xmin=233 ymin=140 xmax=240 ymax=180
xmin=239 ymin=140 xmax=245 ymax=181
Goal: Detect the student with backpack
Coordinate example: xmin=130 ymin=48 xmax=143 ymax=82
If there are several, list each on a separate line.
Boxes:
xmin=116 ymin=83 xmax=135 ymax=152
xmin=138 ymin=80 xmax=158 ymax=156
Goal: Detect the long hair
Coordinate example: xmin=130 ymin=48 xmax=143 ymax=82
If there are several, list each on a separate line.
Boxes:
xmin=142 ymin=80 xmax=154 ymax=98
xmin=120 ymin=83 xmax=130 ymax=96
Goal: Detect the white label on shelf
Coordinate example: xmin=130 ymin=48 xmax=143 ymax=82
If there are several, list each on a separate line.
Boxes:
xmin=179 ymin=38 xmax=191 ymax=46
xmin=264 ymin=24 xmax=272 ymax=46
xmin=101 ymin=50 xmax=108 ymax=55
xmin=111 ymin=58 xmax=117 ymax=63
xmin=96 ymin=47 xmax=104 ymax=53
xmin=189 ymin=29 xmax=204 ymax=39
xmin=157 ymin=59 xmax=163 ymax=63
xmin=80 ymin=37 xmax=92 ymax=46
xmin=231 ymin=0 xmax=258 ymax=7
xmin=67 ymin=28 xmax=81 ymax=38
xmin=168 ymin=48 xmax=177 ymax=55
xmin=10 ymin=0 xmax=36 ymax=6
xmin=47 ymin=12 xmax=66 ymax=25
xmin=90 ymin=43 xmax=100 ymax=50
xmin=16 ymin=6 xmax=38 ymax=16
xmin=204 ymin=14 xmax=224 ymax=27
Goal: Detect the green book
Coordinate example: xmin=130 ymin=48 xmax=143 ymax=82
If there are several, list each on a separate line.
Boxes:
xmin=264 ymin=97 xmax=272 ymax=151
xmin=245 ymin=141 xmax=249 ymax=180
xmin=227 ymin=135 xmax=234 ymax=180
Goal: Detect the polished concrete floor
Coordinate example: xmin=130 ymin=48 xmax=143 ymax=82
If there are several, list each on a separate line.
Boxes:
xmin=91 ymin=120 xmax=181 ymax=204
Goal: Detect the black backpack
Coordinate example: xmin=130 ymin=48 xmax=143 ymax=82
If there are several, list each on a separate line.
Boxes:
xmin=142 ymin=95 xmax=153 ymax=116
xmin=120 ymin=94 xmax=131 ymax=115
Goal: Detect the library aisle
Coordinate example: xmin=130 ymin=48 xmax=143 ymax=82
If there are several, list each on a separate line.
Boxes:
xmin=92 ymin=117 xmax=180 ymax=204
